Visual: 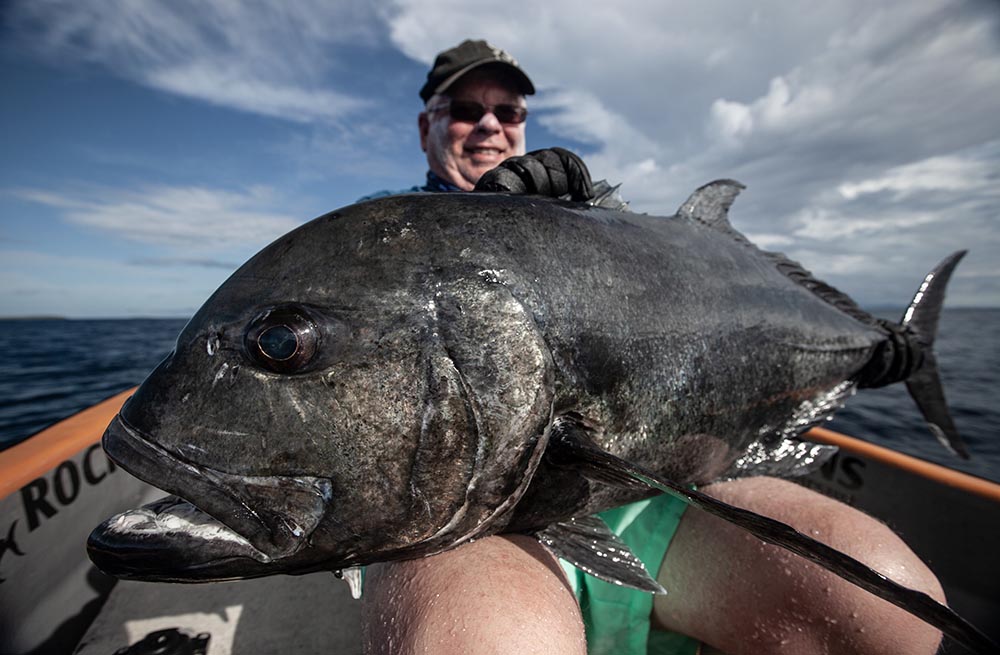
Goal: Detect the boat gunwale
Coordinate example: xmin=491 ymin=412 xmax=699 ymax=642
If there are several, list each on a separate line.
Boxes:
xmin=806 ymin=425 xmax=1000 ymax=504
xmin=0 ymin=387 xmax=136 ymax=500
xmin=3 ymin=393 xmax=998 ymax=507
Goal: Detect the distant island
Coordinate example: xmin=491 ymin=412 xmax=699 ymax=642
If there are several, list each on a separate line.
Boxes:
xmin=0 ymin=315 xmax=69 ymax=321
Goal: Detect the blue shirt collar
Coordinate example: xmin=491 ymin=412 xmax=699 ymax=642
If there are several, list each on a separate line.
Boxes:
xmin=423 ymin=170 xmax=463 ymax=193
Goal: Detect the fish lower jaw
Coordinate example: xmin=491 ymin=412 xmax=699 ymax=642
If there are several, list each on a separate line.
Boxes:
xmin=101 ymin=412 xmax=331 ymax=564
xmin=107 ymin=495 xmax=275 ymax=564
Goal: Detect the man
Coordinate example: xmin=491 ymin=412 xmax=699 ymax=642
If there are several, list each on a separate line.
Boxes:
xmin=360 ymin=39 xmax=531 ymax=199
xmin=361 ymin=40 xmax=946 ymax=655
xmin=362 ymin=40 xmax=593 ymax=203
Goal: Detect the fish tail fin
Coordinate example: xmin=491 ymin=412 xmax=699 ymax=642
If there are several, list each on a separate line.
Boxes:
xmin=900 ymin=250 xmax=969 ymax=458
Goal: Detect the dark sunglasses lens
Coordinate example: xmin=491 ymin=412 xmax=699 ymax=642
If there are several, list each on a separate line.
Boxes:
xmin=449 ymin=101 xmax=485 ymax=122
xmin=448 ymin=101 xmax=526 ymax=124
xmin=493 ymin=105 xmax=527 ymax=124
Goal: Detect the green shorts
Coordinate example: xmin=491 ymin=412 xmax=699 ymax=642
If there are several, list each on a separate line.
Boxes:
xmin=560 ymin=494 xmax=699 ymax=655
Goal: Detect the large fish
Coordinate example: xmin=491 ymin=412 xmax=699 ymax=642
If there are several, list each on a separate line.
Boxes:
xmin=88 ymin=184 xmax=994 ymax=652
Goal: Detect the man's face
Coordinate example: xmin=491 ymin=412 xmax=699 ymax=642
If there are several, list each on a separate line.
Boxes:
xmin=419 ymin=72 xmax=527 ymax=191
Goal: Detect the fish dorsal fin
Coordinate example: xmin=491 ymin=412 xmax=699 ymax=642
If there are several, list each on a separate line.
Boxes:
xmin=535 ymin=516 xmax=666 ymax=594
xmin=677 ymin=180 xmax=879 ymax=325
xmin=676 ymin=179 xmax=746 ymax=234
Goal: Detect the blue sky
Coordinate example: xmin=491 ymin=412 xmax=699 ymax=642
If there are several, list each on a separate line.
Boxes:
xmin=2 ymin=0 xmax=999 ymax=318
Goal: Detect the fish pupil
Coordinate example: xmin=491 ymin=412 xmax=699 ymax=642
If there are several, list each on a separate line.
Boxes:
xmin=244 ymin=303 xmax=322 ymax=373
xmin=258 ymin=325 xmax=299 ymax=361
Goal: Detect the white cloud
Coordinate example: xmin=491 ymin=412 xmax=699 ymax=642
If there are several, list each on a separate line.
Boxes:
xmin=743 ymin=233 xmax=794 ymax=249
xmin=12 ymin=185 xmax=301 ymax=249
xmin=708 ymin=75 xmax=839 ymax=144
xmin=533 ymin=89 xmax=647 ymax=151
xmin=8 ymin=0 xmax=378 ymax=123
xmin=784 ymin=250 xmax=878 ymax=276
xmin=148 ymin=65 xmax=368 ymax=124
xmin=385 ymin=0 xmax=1000 ymax=213
xmin=838 ymin=154 xmax=999 ymax=200
xmin=697 ymin=2 xmax=1000 ymax=162
xmin=709 ymin=99 xmax=754 ymax=142
xmin=7 ymin=0 xmax=999 ymax=308
xmin=792 ymin=208 xmax=941 ymax=240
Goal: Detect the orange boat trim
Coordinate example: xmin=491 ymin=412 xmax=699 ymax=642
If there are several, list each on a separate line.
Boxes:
xmin=3 ymin=392 xmax=999 ymax=507
xmin=806 ymin=426 xmax=1000 ymax=504
xmin=0 ymin=387 xmax=136 ymax=500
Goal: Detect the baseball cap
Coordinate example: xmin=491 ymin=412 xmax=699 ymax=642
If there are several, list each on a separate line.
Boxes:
xmin=419 ymin=39 xmax=535 ymax=102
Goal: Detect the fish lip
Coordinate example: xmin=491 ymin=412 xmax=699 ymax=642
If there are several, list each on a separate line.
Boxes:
xmin=87 ymin=495 xmax=273 ymax=581
xmin=101 ymin=411 xmax=330 ymax=562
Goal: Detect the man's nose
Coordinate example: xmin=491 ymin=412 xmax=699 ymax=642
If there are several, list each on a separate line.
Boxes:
xmin=474 ymin=111 xmax=503 ymax=132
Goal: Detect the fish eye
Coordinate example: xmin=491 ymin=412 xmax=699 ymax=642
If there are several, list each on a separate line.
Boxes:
xmin=258 ymin=326 xmax=298 ymax=361
xmin=244 ymin=305 xmax=320 ymax=374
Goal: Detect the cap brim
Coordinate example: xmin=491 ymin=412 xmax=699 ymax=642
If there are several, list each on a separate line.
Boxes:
xmin=432 ymin=59 xmax=535 ymax=98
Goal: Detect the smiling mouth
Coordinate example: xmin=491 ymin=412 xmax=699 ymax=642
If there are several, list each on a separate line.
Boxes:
xmin=97 ymin=411 xmax=332 ymax=564
xmin=466 ymin=147 xmax=504 ymax=158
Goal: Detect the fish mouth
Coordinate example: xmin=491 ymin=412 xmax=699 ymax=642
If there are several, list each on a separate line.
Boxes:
xmin=88 ymin=495 xmax=274 ymax=581
xmin=88 ymin=411 xmax=332 ymax=580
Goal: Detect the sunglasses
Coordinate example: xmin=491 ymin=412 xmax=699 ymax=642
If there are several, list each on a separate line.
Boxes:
xmin=429 ymin=99 xmax=528 ymax=125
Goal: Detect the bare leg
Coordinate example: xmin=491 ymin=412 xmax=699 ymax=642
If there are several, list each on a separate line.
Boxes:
xmin=362 ymin=534 xmax=587 ymax=655
xmin=652 ymin=476 xmax=945 ymax=655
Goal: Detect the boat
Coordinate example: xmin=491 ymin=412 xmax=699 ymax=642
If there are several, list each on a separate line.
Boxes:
xmin=0 ymin=389 xmax=158 ymax=655
xmin=1 ymin=391 xmax=998 ymax=654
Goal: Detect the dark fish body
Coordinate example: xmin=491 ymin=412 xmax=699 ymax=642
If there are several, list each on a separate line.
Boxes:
xmin=89 ymin=190 xmax=911 ymax=575
xmin=90 ymin=189 xmax=1000 ymax=651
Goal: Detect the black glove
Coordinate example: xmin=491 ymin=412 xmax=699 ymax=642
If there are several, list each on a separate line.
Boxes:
xmin=474 ymin=147 xmax=594 ymax=202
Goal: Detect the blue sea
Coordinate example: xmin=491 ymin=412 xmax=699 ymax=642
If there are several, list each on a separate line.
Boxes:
xmin=1 ymin=309 xmax=998 ymax=482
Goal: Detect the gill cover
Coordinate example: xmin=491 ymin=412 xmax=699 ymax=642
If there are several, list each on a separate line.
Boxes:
xmin=399 ymin=270 xmax=555 ymax=557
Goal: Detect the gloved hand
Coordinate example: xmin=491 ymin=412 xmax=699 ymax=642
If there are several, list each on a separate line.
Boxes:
xmin=474 ymin=147 xmax=594 ymax=202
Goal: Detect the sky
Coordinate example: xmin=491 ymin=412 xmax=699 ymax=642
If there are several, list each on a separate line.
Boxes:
xmin=1 ymin=0 xmax=999 ymax=318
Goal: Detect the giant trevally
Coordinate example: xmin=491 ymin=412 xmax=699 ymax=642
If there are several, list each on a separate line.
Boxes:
xmin=87 ymin=184 xmax=995 ymax=652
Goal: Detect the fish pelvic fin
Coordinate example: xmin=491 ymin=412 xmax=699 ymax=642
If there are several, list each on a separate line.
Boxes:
xmin=534 ymin=516 xmax=666 ymax=594
xmin=901 ymin=251 xmax=969 ymax=458
xmin=546 ymin=425 xmax=998 ymax=654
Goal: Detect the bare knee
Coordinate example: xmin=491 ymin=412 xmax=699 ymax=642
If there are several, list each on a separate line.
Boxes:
xmin=362 ymin=535 xmax=586 ymax=655
xmin=655 ymin=476 xmax=944 ymax=655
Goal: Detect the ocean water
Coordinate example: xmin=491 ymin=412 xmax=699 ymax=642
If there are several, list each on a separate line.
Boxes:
xmin=826 ymin=307 xmax=1000 ymax=482
xmin=1 ymin=310 xmax=997 ymax=482
xmin=0 ymin=318 xmax=187 ymax=448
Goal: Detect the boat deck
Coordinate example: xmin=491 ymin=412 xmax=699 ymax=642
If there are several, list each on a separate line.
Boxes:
xmin=75 ymin=572 xmax=362 ymax=655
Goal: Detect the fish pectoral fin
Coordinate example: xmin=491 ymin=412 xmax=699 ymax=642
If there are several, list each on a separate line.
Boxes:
xmin=547 ymin=424 xmax=999 ymax=655
xmin=534 ymin=516 xmax=666 ymax=594
xmin=545 ymin=412 xmax=647 ymax=489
